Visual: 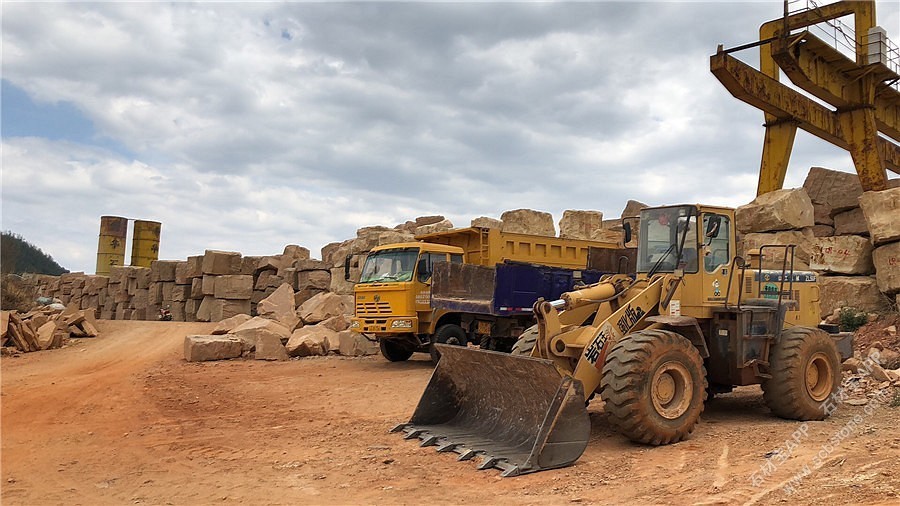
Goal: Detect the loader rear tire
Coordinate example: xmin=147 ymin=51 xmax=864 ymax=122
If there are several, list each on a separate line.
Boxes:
xmin=511 ymin=325 xmax=539 ymax=357
xmin=600 ymin=329 xmax=707 ymax=445
xmin=379 ymin=339 xmax=413 ymax=362
xmin=762 ymin=327 xmax=840 ymax=421
xmin=429 ymin=324 xmax=467 ymax=363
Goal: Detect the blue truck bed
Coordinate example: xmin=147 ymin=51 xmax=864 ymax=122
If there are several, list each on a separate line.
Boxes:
xmin=431 ymin=261 xmax=606 ymax=317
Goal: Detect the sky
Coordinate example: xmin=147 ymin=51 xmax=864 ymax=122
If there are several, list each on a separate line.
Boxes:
xmin=2 ymin=1 xmax=898 ymax=274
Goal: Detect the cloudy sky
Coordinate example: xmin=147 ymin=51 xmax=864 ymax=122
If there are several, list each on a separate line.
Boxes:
xmin=2 ymin=1 xmax=898 ymax=274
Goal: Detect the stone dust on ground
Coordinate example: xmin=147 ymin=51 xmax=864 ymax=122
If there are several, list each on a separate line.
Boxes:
xmin=2 ymin=320 xmax=899 ymax=505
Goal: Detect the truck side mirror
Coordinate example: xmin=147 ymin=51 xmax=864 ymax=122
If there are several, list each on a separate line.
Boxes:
xmin=344 ymin=254 xmax=352 ymax=281
xmin=623 ymin=221 xmax=632 ymax=244
xmin=705 ymin=216 xmax=721 ymax=238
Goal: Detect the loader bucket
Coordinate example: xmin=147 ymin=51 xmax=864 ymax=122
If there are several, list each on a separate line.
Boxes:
xmin=392 ymin=344 xmax=590 ymax=477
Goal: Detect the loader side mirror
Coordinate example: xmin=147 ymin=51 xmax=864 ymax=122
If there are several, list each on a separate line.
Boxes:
xmin=344 ymin=254 xmax=352 ymax=281
xmin=705 ymin=216 xmax=721 ymax=238
xmin=623 ymin=221 xmax=632 ymax=244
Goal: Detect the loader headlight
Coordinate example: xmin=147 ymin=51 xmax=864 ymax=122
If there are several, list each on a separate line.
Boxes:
xmin=390 ymin=319 xmax=413 ymax=329
xmin=350 ymin=320 xmax=360 ymax=329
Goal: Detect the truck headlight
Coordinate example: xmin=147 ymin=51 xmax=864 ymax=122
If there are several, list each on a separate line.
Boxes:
xmin=390 ymin=319 xmax=413 ymax=329
xmin=350 ymin=320 xmax=360 ymax=329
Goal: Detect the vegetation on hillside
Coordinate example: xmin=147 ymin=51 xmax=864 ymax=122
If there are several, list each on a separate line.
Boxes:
xmin=1 ymin=231 xmax=68 ymax=276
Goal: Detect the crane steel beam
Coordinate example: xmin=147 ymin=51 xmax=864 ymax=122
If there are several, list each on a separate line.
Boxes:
xmin=771 ymin=32 xmax=900 ymax=142
xmin=711 ymin=51 xmax=898 ymax=193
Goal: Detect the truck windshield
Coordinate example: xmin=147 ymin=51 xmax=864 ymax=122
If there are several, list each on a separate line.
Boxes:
xmin=637 ymin=205 xmax=699 ymax=273
xmin=358 ymin=248 xmax=419 ymax=283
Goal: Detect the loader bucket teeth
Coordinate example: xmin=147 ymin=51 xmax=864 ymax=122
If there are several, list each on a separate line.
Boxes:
xmin=393 ymin=344 xmax=591 ymax=477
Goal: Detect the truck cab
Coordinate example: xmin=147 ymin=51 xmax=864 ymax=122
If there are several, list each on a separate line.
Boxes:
xmin=351 ymin=243 xmax=464 ymax=361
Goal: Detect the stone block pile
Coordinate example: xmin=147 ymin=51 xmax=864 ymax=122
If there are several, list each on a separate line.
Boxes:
xmin=183 ymin=284 xmax=377 ymax=362
xmin=735 ymin=166 xmax=900 ymax=318
xmin=1 ymin=305 xmax=99 ymax=354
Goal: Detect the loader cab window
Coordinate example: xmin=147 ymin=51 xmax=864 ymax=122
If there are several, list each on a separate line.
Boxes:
xmin=703 ymin=213 xmax=731 ymax=272
xmin=450 ymin=254 xmax=464 ymax=264
xmin=637 ymin=206 xmax=699 ymax=273
xmin=358 ymin=248 xmax=418 ymax=283
xmin=416 ymin=253 xmax=448 ymax=283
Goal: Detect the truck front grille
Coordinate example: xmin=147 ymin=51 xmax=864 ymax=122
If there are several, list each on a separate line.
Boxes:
xmin=356 ymin=301 xmax=393 ymax=316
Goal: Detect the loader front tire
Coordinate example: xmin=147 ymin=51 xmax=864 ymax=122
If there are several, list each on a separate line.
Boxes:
xmin=601 ymin=329 xmax=707 ymax=445
xmin=379 ymin=339 xmax=414 ymax=362
xmin=762 ymin=327 xmax=840 ymax=421
xmin=511 ymin=325 xmax=539 ymax=356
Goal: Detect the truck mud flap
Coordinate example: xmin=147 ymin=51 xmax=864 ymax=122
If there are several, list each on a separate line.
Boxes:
xmin=392 ymin=344 xmax=590 ymax=477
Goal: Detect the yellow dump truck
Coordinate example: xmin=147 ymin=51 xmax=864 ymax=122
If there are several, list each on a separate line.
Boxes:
xmin=350 ymin=227 xmax=624 ymax=362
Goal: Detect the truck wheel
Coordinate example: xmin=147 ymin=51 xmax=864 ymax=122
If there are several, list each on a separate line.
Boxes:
xmin=379 ymin=339 xmax=413 ymax=362
xmin=762 ymin=327 xmax=840 ymax=420
xmin=429 ymin=324 xmax=467 ymax=363
xmin=511 ymin=325 xmax=539 ymax=356
xmin=600 ymin=329 xmax=707 ymax=445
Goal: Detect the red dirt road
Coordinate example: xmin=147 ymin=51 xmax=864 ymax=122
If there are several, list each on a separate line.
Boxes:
xmin=2 ymin=320 xmax=898 ymax=505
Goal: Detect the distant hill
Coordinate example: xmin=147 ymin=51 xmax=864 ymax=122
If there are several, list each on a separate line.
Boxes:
xmin=1 ymin=231 xmax=69 ymax=276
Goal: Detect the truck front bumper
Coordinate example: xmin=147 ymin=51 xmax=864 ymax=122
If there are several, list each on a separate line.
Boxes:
xmin=352 ymin=316 xmax=419 ymax=334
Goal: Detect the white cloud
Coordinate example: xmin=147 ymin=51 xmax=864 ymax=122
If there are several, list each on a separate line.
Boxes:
xmin=1 ymin=1 xmax=897 ymax=273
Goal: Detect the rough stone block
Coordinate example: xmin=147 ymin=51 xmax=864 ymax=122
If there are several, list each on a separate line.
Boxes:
xmin=202 ymin=275 xmax=217 ymax=296
xmin=190 ymin=278 xmax=203 ymax=299
xmin=471 ymin=216 xmax=502 ymax=229
xmin=858 ymin=187 xmax=900 ymax=245
xmin=196 ymin=295 xmax=215 ymax=322
xmin=210 ymin=299 xmax=251 ymax=322
xmin=337 ymin=330 xmax=379 ymax=356
xmin=211 ymin=314 xmax=253 ymax=335
xmin=415 ymin=219 xmax=454 ymax=236
xmin=184 ymin=335 xmax=242 ymax=362
xmin=810 ymin=236 xmax=874 ymax=275
xmin=151 ymin=260 xmax=179 ymax=282
xmin=174 ymin=261 xmax=191 ymax=284
xmin=735 ymin=188 xmax=814 ymax=233
xmin=833 ymin=208 xmax=868 ymax=236
xmin=295 ymin=259 xmax=330 ymax=271
xmin=286 ymin=326 xmax=337 ymax=357
xmin=740 ymin=229 xmax=816 ymax=269
xmin=803 ymin=166 xmax=863 ymax=214
xmin=558 ymin=210 xmax=603 ymax=240
xmin=256 ymin=283 xmax=300 ymax=330
xmin=202 ymin=249 xmax=241 ymax=275
xmin=818 ymin=276 xmax=890 ymax=316
xmin=300 ymin=292 xmax=350 ymax=324
xmin=214 ymin=275 xmax=253 ymax=300
xmin=500 ymin=209 xmax=556 ymax=236
xmin=297 ymin=270 xmax=331 ymax=291
xmin=254 ymin=332 xmax=289 ymax=361
xmin=172 ymin=284 xmax=192 ymax=302
xmin=873 ymin=242 xmax=900 ymax=295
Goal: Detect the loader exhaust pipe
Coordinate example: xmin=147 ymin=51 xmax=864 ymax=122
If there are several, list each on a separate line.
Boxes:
xmin=392 ymin=345 xmax=591 ymax=477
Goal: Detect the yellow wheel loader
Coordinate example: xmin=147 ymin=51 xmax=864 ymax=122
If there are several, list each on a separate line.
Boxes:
xmin=393 ymin=204 xmax=851 ymax=476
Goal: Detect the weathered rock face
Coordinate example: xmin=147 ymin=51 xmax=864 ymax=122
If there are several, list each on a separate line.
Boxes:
xmin=377 ymin=230 xmax=415 ymax=246
xmin=285 ymin=326 xmax=338 ymax=357
xmin=338 ymin=330 xmax=379 ymax=356
xmin=211 ymin=314 xmax=253 ymax=335
xmin=735 ymin=188 xmax=814 ymax=233
xmin=739 ymin=229 xmax=817 ymax=269
xmin=299 ymin=292 xmax=351 ymax=324
xmin=810 ymin=236 xmax=875 ymax=275
xmin=803 ymin=166 xmax=863 ymax=214
xmin=256 ymin=283 xmax=300 ymax=330
xmin=416 ymin=215 xmax=445 ymax=227
xmin=415 ymin=219 xmax=454 ymax=236
xmin=500 ymin=209 xmax=556 ymax=236
xmin=833 ymin=208 xmax=869 ymax=236
xmin=296 ymin=270 xmax=331 ymax=291
xmin=282 ymin=244 xmax=310 ymax=263
xmin=184 ymin=335 xmax=242 ymax=362
xmin=201 ymin=250 xmax=241 ymax=275
xmin=817 ymin=276 xmax=890 ymax=316
xmin=859 ymin=188 xmax=900 ymax=245
xmin=253 ymin=332 xmax=289 ymax=361
xmin=471 ymin=216 xmax=502 ymax=229
xmin=329 ymin=267 xmax=355 ymax=295
xmin=558 ymin=210 xmax=603 ymax=240
xmin=873 ymin=242 xmax=900 ymax=295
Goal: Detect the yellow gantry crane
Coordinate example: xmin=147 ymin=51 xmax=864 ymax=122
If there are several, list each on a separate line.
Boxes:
xmin=711 ymin=0 xmax=900 ymax=195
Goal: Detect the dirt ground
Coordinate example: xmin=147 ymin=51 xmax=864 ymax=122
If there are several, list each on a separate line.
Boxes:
xmin=2 ymin=320 xmax=899 ymax=505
